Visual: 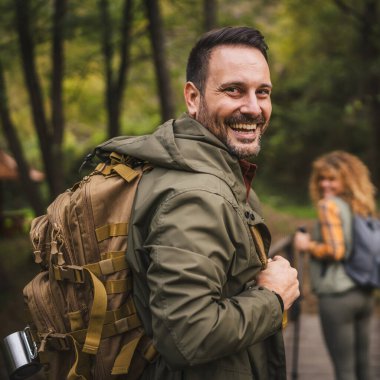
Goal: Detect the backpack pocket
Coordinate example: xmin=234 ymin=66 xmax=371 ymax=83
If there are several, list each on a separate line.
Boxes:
xmin=23 ymin=271 xmax=68 ymax=335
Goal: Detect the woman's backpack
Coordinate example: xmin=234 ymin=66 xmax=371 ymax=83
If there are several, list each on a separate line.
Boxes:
xmin=23 ymin=152 xmax=157 ymax=379
xmin=344 ymin=214 xmax=380 ymax=288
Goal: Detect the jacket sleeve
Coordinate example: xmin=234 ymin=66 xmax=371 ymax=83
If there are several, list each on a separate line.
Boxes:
xmin=144 ymin=189 xmax=282 ymax=368
xmin=308 ymin=198 xmax=346 ymax=260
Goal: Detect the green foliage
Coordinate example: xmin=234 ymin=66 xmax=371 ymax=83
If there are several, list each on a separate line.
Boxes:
xmin=0 ymin=234 xmax=32 ymax=270
xmin=254 ymin=0 xmax=379 ymax=198
xmin=0 ymin=0 xmax=379 ymax=209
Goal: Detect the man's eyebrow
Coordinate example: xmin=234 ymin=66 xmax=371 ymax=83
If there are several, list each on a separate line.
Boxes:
xmin=220 ymin=81 xmax=273 ymax=88
xmin=219 ymin=81 xmax=244 ymax=88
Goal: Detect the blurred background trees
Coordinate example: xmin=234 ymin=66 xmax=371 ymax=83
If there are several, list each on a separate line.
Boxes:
xmin=0 ymin=0 xmax=379 ymax=215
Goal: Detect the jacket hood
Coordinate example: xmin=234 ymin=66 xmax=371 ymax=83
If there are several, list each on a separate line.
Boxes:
xmin=95 ymin=113 xmax=246 ymax=191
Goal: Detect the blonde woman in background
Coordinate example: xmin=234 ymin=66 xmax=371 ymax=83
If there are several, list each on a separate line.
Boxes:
xmin=294 ymin=151 xmax=376 ymax=380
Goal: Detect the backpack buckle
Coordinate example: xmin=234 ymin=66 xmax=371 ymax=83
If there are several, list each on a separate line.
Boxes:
xmin=54 ymin=265 xmax=85 ymax=283
xmin=47 ymin=333 xmax=71 ymax=351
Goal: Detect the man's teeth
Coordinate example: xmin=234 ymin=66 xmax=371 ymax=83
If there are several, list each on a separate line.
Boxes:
xmin=232 ymin=124 xmax=257 ymax=131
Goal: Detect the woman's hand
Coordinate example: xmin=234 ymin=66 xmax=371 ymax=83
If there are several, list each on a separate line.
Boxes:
xmin=294 ymin=231 xmax=311 ymax=252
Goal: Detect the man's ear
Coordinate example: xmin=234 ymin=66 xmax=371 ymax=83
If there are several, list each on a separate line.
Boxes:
xmin=184 ymin=82 xmax=201 ymax=118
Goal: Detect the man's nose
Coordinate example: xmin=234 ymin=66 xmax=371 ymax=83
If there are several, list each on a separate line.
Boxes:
xmin=240 ymin=94 xmax=261 ymax=116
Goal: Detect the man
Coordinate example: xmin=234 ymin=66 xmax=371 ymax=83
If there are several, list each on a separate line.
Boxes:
xmin=99 ymin=26 xmax=299 ymax=379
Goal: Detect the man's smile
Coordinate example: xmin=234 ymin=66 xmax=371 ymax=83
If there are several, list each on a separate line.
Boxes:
xmin=230 ymin=123 xmax=258 ymax=132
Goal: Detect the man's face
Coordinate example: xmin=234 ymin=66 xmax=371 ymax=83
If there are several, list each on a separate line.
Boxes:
xmin=185 ymin=45 xmax=272 ymax=159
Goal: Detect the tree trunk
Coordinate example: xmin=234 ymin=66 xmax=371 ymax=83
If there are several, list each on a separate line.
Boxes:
xmin=203 ymin=0 xmax=218 ymax=31
xmin=0 ymin=61 xmax=45 ymax=216
xmin=145 ymin=0 xmax=175 ymax=122
xmin=99 ymin=0 xmax=133 ymax=138
xmin=360 ymin=0 xmax=380 ymax=188
xmin=51 ymin=0 xmax=66 ymax=193
xmin=112 ymin=0 xmax=133 ymax=137
xmin=15 ymin=0 xmax=57 ymax=198
xmin=333 ymin=0 xmax=380 ymax=189
xmin=99 ymin=0 xmax=116 ymax=138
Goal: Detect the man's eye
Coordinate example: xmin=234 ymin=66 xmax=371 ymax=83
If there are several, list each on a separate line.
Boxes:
xmin=224 ymin=87 xmax=240 ymax=94
xmin=257 ymin=88 xmax=271 ymax=96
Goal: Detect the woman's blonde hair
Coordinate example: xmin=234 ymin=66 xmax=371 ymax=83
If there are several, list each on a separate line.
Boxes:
xmin=309 ymin=151 xmax=377 ymax=216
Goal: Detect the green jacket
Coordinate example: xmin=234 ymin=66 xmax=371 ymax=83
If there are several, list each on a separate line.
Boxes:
xmin=98 ymin=114 xmax=285 ymax=379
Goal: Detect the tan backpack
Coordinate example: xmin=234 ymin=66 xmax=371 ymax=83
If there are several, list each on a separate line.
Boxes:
xmin=23 ymin=152 xmax=156 ymax=379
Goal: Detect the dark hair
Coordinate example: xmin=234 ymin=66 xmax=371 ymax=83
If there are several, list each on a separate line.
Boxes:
xmin=186 ymin=26 xmax=269 ymax=94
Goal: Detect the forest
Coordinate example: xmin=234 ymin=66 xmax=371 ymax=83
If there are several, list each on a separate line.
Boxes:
xmin=1 ymin=0 xmax=379 ymax=216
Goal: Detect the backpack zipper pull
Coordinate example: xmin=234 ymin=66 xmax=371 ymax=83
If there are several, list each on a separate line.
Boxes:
xmin=51 ymin=240 xmax=58 ymax=255
xmin=39 ymin=329 xmax=54 ymax=353
xmin=33 ymin=250 xmax=43 ymax=264
xmin=57 ymin=251 xmax=65 ymax=266
xmin=51 ymin=240 xmax=60 ymax=265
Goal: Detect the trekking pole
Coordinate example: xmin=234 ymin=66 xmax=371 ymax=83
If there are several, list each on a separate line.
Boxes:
xmin=291 ymin=227 xmax=306 ymax=380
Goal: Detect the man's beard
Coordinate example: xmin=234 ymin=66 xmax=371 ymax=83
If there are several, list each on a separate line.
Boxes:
xmin=196 ymin=98 xmax=264 ymax=159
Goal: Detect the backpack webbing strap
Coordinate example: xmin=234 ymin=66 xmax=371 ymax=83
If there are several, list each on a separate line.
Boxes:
xmin=250 ymin=226 xmax=268 ymax=270
xmin=87 ymin=256 xmax=128 ymax=276
xmin=82 ymin=269 xmax=107 ymax=355
xmin=112 ymin=335 xmax=159 ymax=377
xmin=67 ymin=335 xmax=91 ymax=380
xmin=53 ymin=256 xmax=128 ymax=282
xmin=111 ymin=333 xmax=143 ymax=375
xmin=95 ymin=223 xmax=129 ymax=242
xmin=105 ymin=277 xmax=132 ymax=294
xmin=70 ymin=313 xmax=142 ymax=344
xmin=143 ymin=342 xmax=158 ymax=362
xmin=101 ymin=250 xmax=125 ymax=260
xmin=112 ymin=164 xmax=140 ymax=182
xmin=69 ymin=310 xmax=85 ymax=331
xmin=105 ymin=298 xmax=136 ymax=322
xmin=67 ymin=298 xmax=136 ymax=333
xmin=95 ymin=161 xmax=140 ymax=183
xmin=37 ymin=334 xmax=90 ymax=380
xmin=34 ymin=302 xmax=141 ymax=352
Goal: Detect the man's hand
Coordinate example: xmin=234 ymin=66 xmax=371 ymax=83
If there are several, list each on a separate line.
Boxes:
xmin=257 ymin=255 xmax=300 ymax=311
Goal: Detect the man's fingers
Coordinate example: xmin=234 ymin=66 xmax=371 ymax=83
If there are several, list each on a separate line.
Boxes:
xmin=272 ymin=255 xmax=291 ymax=266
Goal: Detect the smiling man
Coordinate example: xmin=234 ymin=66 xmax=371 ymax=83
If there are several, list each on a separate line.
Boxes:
xmin=185 ymin=43 xmax=272 ymax=159
xmin=98 ymin=26 xmax=299 ymax=380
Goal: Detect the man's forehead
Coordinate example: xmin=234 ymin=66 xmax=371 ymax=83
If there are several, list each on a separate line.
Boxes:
xmin=207 ymin=45 xmax=271 ymax=84
xmin=209 ymin=44 xmax=267 ymax=64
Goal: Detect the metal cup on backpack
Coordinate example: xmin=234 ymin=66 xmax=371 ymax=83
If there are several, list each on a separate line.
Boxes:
xmin=1 ymin=326 xmax=41 ymax=380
